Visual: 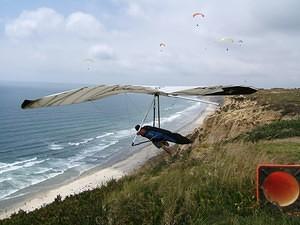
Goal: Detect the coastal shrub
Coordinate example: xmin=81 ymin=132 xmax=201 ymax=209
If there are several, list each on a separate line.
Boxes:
xmin=249 ymin=89 xmax=300 ymax=116
xmin=243 ymin=119 xmax=300 ymax=142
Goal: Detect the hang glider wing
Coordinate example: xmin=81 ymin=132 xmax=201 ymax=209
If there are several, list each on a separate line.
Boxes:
xmin=21 ymin=85 xmax=256 ymax=109
xmin=21 ymin=85 xmax=166 ymax=109
xmin=167 ymin=85 xmax=257 ymax=96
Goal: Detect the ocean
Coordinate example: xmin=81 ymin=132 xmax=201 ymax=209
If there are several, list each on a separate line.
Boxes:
xmin=0 ymin=82 xmax=206 ymax=203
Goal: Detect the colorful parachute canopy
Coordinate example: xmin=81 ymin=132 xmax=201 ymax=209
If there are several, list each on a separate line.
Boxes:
xmin=160 ymin=43 xmax=166 ymax=48
xmin=192 ymin=12 xmax=205 ymax=18
xmin=220 ymin=38 xmax=234 ymax=43
xmin=21 ymin=85 xmax=257 ymax=109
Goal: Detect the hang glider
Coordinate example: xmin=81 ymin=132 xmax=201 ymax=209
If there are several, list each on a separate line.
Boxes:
xmin=21 ymin=85 xmax=256 ymax=109
xmin=21 ymin=84 xmax=256 ymax=147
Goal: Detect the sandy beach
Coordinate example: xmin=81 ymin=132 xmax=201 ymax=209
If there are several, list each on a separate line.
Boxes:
xmin=0 ymin=104 xmax=217 ymax=219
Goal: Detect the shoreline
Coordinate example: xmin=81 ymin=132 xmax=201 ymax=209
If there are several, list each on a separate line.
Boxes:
xmin=0 ymin=104 xmax=217 ymax=220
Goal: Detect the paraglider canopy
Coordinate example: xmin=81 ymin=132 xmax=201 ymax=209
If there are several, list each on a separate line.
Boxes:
xmin=83 ymin=58 xmax=95 ymax=70
xmin=159 ymin=42 xmax=166 ymax=52
xmin=220 ymin=37 xmax=234 ymax=43
xmin=219 ymin=38 xmax=234 ymax=51
xmin=192 ymin=12 xmax=205 ymax=18
xmin=192 ymin=12 xmax=205 ymax=27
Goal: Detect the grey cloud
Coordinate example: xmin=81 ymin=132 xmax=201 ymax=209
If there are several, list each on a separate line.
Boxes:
xmin=88 ymin=44 xmax=116 ymax=60
xmin=252 ymin=0 xmax=300 ymax=33
xmin=4 ymin=8 xmax=105 ymax=40
xmin=5 ymin=8 xmax=64 ymax=39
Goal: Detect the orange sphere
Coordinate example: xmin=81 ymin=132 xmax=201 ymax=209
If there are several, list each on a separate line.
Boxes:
xmin=262 ymin=171 xmax=299 ymax=207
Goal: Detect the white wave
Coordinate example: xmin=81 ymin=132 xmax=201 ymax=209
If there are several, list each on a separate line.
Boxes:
xmin=86 ymin=138 xmax=94 ymax=142
xmin=81 ymin=138 xmax=94 ymax=144
xmin=138 ymin=103 xmax=202 ymax=128
xmin=72 ymin=141 xmax=118 ymax=162
xmin=96 ymin=132 xmax=114 ymax=139
xmin=161 ymin=102 xmax=202 ymax=125
xmin=181 ymin=102 xmax=202 ymax=113
xmin=34 ymin=170 xmax=64 ymax=181
xmin=83 ymin=140 xmax=119 ymax=155
xmin=0 ymin=177 xmax=12 ymax=183
xmin=68 ymin=137 xmax=95 ymax=146
xmin=49 ymin=144 xmax=64 ymax=150
xmin=160 ymin=113 xmax=181 ymax=124
xmin=46 ymin=157 xmax=78 ymax=170
xmin=0 ymin=157 xmax=37 ymax=170
xmin=65 ymin=140 xmax=119 ymax=169
xmin=0 ymin=188 xmax=19 ymax=201
xmin=32 ymin=167 xmax=52 ymax=175
xmin=48 ymin=170 xmax=64 ymax=178
xmin=68 ymin=142 xmax=80 ymax=146
xmin=0 ymin=170 xmax=64 ymax=201
xmin=23 ymin=159 xmax=46 ymax=168
xmin=0 ymin=158 xmax=46 ymax=175
xmin=114 ymin=128 xmax=135 ymax=139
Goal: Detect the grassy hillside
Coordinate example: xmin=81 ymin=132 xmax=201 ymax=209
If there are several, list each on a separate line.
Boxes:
xmin=1 ymin=89 xmax=300 ymax=225
xmin=236 ymin=119 xmax=300 ymax=142
xmin=249 ymin=88 xmax=300 ymax=116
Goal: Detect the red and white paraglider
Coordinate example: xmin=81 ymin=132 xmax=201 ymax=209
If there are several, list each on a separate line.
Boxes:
xmin=192 ymin=12 xmax=205 ymax=27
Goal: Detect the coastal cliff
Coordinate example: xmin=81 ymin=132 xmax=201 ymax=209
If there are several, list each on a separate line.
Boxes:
xmin=201 ymin=96 xmax=281 ymax=143
xmin=189 ymin=89 xmax=299 ymax=146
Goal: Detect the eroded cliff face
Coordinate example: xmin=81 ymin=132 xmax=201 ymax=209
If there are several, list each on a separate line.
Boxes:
xmin=177 ymin=90 xmax=300 ymax=156
xmin=196 ymin=96 xmax=282 ymax=144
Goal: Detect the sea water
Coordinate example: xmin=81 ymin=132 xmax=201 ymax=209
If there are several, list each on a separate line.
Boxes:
xmin=0 ymin=82 xmax=206 ymax=202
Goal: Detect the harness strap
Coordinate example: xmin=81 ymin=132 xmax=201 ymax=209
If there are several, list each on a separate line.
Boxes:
xmin=131 ymin=97 xmax=155 ymax=146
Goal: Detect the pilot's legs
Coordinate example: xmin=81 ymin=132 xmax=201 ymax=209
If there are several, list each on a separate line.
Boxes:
xmin=152 ymin=141 xmax=172 ymax=154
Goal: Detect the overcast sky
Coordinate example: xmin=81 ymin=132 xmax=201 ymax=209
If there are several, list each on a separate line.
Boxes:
xmin=0 ymin=0 xmax=299 ymax=88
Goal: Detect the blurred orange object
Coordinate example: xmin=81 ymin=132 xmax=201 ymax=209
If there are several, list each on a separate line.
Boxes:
xmin=257 ymin=164 xmax=300 ymax=209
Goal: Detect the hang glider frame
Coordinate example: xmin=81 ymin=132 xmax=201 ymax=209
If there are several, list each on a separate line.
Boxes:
xmin=131 ymin=93 xmax=219 ymax=146
xmin=131 ymin=93 xmax=161 ymax=146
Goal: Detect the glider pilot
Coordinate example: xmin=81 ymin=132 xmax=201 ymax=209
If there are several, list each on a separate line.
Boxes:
xmin=135 ymin=124 xmax=191 ymax=154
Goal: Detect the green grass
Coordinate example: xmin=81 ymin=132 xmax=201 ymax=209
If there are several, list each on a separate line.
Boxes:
xmin=248 ymin=89 xmax=300 ymax=116
xmin=255 ymin=142 xmax=300 ymax=162
xmin=236 ymin=119 xmax=300 ymax=142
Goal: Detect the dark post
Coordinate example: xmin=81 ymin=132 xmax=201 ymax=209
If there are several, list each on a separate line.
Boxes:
xmin=153 ymin=95 xmax=156 ymax=127
xmin=157 ymin=95 xmax=160 ymax=128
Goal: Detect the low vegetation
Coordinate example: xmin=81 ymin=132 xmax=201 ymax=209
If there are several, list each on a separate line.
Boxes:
xmin=249 ymin=88 xmax=300 ymax=116
xmin=236 ymin=119 xmax=300 ymax=142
